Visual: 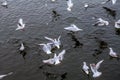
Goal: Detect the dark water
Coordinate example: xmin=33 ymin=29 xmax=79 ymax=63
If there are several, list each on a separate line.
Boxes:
xmin=0 ymin=0 xmax=120 ymax=80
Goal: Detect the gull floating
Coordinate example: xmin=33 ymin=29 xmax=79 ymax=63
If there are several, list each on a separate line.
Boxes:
xmin=43 ymin=50 xmax=66 ymax=65
xmin=0 ymin=72 xmax=13 ymax=79
xmin=84 ymin=3 xmax=89 ymax=9
xmin=19 ymin=43 xmax=25 ymax=51
xmin=67 ymin=0 xmax=73 ymax=11
xmin=109 ymin=47 xmax=118 ymax=58
xmin=1 ymin=1 xmax=7 ymax=8
xmin=82 ymin=62 xmax=89 ymax=75
xmin=94 ymin=18 xmax=109 ymax=26
xmin=39 ymin=43 xmax=52 ymax=54
xmin=64 ymin=24 xmax=83 ymax=32
xmin=51 ymin=0 xmax=56 ymax=2
xmin=111 ymin=0 xmax=117 ymax=5
xmin=16 ymin=18 xmax=25 ymax=30
xmin=44 ymin=36 xmax=61 ymax=49
xmin=90 ymin=60 xmax=104 ymax=78
xmin=115 ymin=19 xmax=120 ymax=29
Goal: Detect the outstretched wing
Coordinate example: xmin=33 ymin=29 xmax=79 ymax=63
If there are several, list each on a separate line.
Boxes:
xmin=44 ymin=36 xmax=54 ymax=42
xmin=96 ymin=60 xmax=104 ymax=69
xmin=58 ymin=50 xmax=66 ymax=60
xmin=43 ymin=58 xmax=54 ymax=64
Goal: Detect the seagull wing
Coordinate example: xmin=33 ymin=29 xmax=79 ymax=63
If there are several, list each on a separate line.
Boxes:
xmin=64 ymin=26 xmax=75 ymax=31
xmin=58 ymin=35 xmax=61 ymax=42
xmin=43 ymin=58 xmax=55 ymax=64
xmin=19 ymin=18 xmax=24 ymax=25
xmin=96 ymin=60 xmax=104 ymax=70
xmin=44 ymin=36 xmax=54 ymax=42
xmin=58 ymin=50 xmax=66 ymax=60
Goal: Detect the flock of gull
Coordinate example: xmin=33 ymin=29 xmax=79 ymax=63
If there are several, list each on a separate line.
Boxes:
xmin=0 ymin=0 xmax=120 ymax=79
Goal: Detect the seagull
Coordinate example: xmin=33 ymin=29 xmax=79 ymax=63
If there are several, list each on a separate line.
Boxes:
xmin=64 ymin=24 xmax=83 ymax=32
xmin=84 ymin=3 xmax=89 ymax=9
xmin=1 ymin=0 xmax=8 ymax=8
xmin=39 ymin=43 xmax=53 ymax=54
xmin=90 ymin=60 xmax=104 ymax=78
xmin=82 ymin=62 xmax=89 ymax=75
xmin=111 ymin=0 xmax=117 ymax=5
xmin=115 ymin=19 xmax=120 ymax=29
xmin=66 ymin=0 xmax=73 ymax=11
xmin=109 ymin=47 xmax=118 ymax=58
xmin=44 ymin=36 xmax=61 ymax=49
xmin=43 ymin=50 xmax=66 ymax=65
xmin=19 ymin=43 xmax=25 ymax=51
xmin=16 ymin=18 xmax=25 ymax=30
xmin=51 ymin=0 xmax=55 ymax=2
xmin=94 ymin=18 xmax=109 ymax=26
xmin=0 ymin=72 xmax=13 ymax=79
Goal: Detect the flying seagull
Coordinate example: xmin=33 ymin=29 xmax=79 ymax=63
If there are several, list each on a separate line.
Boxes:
xmin=43 ymin=50 xmax=66 ymax=65
xmin=44 ymin=36 xmax=61 ymax=49
xmin=39 ymin=43 xmax=53 ymax=54
xmin=16 ymin=18 xmax=25 ymax=30
xmin=66 ymin=0 xmax=73 ymax=11
xmin=90 ymin=60 xmax=104 ymax=78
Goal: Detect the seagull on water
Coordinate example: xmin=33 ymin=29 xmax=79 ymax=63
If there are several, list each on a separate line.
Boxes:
xmin=64 ymin=24 xmax=83 ymax=32
xmin=109 ymin=47 xmax=118 ymax=58
xmin=111 ymin=0 xmax=117 ymax=5
xmin=16 ymin=18 xmax=25 ymax=30
xmin=39 ymin=43 xmax=53 ymax=54
xmin=19 ymin=43 xmax=25 ymax=51
xmin=94 ymin=18 xmax=109 ymax=26
xmin=90 ymin=60 xmax=104 ymax=78
xmin=84 ymin=3 xmax=89 ymax=9
xmin=115 ymin=19 xmax=120 ymax=29
xmin=82 ymin=62 xmax=89 ymax=75
xmin=44 ymin=36 xmax=61 ymax=49
xmin=1 ymin=0 xmax=7 ymax=8
xmin=43 ymin=50 xmax=66 ymax=65
xmin=0 ymin=72 xmax=13 ymax=79
xmin=51 ymin=0 xmax=56 ymax=2
xmin=66 ymin=0 xmax=73 ymax=11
